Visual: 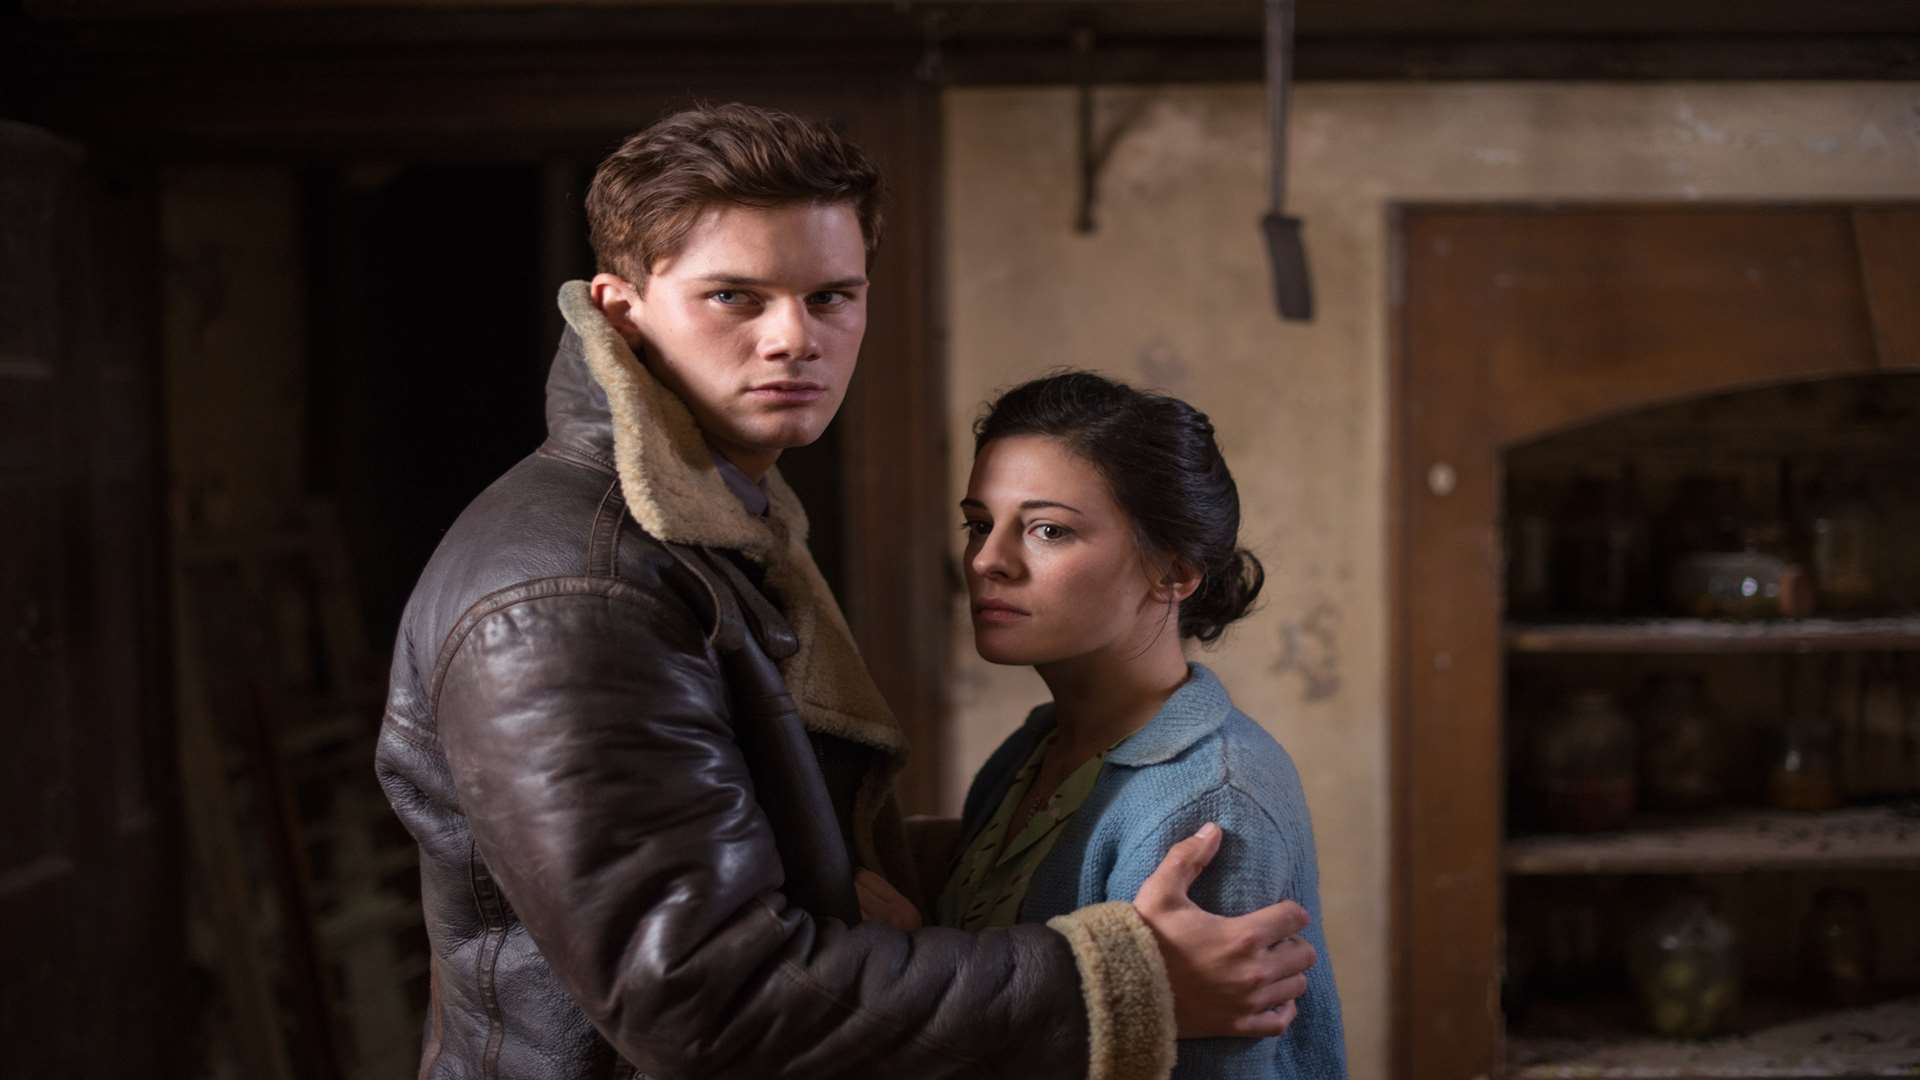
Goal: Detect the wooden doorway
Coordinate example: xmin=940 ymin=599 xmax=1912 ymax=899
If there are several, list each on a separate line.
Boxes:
xmin=1390 ymin=204 xmax=1920 ymax=1080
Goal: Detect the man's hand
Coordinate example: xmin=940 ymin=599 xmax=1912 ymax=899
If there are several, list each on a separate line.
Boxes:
xmin=1133 ymin=822 xmax=1316 ymax=1038
xmin=855 ymin=869 xmax=924 ymax=931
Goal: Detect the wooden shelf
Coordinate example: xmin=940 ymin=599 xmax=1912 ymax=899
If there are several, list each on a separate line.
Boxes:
xmin=1504 ymin=616 xmax=1920 ymax=655
xmin=1508 ymin=993 xmax=1920 ymax=1078
xmin=1506 ymin=807 xmax=1920 ymax=875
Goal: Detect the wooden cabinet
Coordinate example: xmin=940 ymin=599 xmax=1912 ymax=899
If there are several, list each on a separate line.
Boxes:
xmin=1392 ymin=204 xmax=1920 ymax=1080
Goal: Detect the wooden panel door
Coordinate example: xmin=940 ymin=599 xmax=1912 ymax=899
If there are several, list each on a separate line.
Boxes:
xmin=0 ymin=122 xmax=179 ymax=1076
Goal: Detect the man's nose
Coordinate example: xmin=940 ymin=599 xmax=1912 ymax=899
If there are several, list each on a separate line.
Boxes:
xmin=757 ymin=299 xmax=818 ymax=362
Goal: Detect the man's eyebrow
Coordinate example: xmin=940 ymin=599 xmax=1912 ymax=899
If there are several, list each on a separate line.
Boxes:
xmin=958 ymin=498 xmax=1083 ymax=514
xmin=694 ymin=274 xmax=869 ymax=290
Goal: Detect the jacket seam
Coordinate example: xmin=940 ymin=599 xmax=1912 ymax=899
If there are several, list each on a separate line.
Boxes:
xmin=587 ymin=478 xmax=625 ymax=580
xmin=467 ymin=842 xmax=509 ymax=1080
xmin=382 ymin=709 xmax=439 ymax=750
xmin=1111 ymin=777 xmax=1240 ymax=870
xmin=537 ymin=441 xmax=618 ymax=474
xmin=427 ymin=576 xmax=694 ymax=711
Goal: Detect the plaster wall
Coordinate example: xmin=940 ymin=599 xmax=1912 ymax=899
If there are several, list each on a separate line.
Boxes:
xmin=942 ymin=81 xmax=1920 ymax=1078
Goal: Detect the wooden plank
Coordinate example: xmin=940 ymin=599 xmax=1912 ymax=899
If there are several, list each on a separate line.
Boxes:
xmin=1510 ymin=993 xmax=1920 ymax=1079
xmin=834 ymin=85 xmax=949 ymax=816
xmin=1506 ymin=617 xmax=1920 ymax=655
xmin=1463 ymin=207 xmax=1883 ymax=447
xmin=1854 ymin=208 xmax=1920 ymax=372
xmin=1505 ymin=807 xmax=1920 ymax=875
xmin=1393 ymin=208 xmax=1508 ymax=1080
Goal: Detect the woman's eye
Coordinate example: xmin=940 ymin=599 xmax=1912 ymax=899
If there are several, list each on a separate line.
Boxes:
xmin=960 ymin=520 xmax=990 ymax=538
xmin=1032 ymin=524 xmax=1072 ymax=542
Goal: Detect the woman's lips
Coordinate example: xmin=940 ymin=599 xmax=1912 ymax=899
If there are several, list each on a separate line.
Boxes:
xmin=972 ymin=601 xmax=1029 ymax=625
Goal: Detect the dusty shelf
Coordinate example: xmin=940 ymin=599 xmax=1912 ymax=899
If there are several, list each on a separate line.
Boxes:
xmin=1506 ymin=807 xmax=1920 ymax=875
xmin=1508 ymin=993 xmax=1920 ymax=1078
xmin=1504 ymin=616 xmax=1920 ymax=655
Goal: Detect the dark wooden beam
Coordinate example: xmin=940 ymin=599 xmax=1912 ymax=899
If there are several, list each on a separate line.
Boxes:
xmin=944 ymin=34 xmax=1920 ymax=83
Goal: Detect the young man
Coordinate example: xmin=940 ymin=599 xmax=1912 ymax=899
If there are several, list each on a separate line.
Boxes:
xmin=375 ymin=103 xmax=1317 ymax=1080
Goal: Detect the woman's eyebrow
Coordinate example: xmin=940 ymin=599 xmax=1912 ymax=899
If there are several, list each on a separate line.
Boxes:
xmin=958 ymin=497 xmax=1083 ymax=514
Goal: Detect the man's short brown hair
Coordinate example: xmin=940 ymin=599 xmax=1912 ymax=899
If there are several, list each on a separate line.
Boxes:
xmin=585 ymin=102 xmax=885 ymax=283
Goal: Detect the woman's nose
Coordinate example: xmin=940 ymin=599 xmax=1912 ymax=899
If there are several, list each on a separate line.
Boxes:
xmin=969 ymin=528 xmax=1018 ymax=581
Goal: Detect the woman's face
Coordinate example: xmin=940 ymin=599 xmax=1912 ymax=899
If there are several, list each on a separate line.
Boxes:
xmin=961 ymin=434 xmax=1172 ymax=666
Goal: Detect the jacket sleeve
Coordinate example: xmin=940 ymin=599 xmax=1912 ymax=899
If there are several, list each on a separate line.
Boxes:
xmin=434 ymin=577 xmax=1172 ymax=1080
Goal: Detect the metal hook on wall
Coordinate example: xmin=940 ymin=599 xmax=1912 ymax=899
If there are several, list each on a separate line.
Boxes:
xmin=1073 ymin=27 xmax=1154 ymax=235
xmin=1261 ymin=0 xmax=1313 ymax=320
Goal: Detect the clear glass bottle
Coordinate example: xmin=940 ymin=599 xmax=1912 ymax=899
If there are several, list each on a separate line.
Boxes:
xmin=1632 ymin=889 xmax=1741 ymax=1039
xmin=1530 ymin=690 xmax=1636 ymax=832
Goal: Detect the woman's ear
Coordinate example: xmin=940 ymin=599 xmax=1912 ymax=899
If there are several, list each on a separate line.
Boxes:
xmin=589 ymin=272 xmax=649 ymax=348
xmin=1148 ymin=556 xmax=1203 ymax=605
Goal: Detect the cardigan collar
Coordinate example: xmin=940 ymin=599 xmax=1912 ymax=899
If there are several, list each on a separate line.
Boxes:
xmin=1021 ymin=662 xmax=1233 ymax=768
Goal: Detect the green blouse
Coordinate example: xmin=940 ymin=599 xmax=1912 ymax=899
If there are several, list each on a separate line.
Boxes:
xmin=935 ymin=730 xmax=1114 ymax=931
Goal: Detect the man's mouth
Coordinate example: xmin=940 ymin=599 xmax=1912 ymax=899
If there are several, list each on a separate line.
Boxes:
xmin=747 ymin=380 xmax=829 ymax=403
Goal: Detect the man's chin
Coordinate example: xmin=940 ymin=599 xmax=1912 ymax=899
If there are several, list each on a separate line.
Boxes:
xmin=735 ymin=414 xmax=835 ymax=453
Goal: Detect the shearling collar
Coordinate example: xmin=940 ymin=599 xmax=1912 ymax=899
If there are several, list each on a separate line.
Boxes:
xmin=554 ymin=280 xmax=906 ymax=761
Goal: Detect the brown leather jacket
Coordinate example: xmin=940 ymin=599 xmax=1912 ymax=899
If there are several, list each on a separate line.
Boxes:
xmin=374 ymin=284 xmax=1176 ymax=1080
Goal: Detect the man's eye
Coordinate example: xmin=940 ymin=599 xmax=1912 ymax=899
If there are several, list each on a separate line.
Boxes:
xmin=711 ymin=290 xmax=748 ymax=305
xmin=808 ymin=291 xmax=848 ymax=306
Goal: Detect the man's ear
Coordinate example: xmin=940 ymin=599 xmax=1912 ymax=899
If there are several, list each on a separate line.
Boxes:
xmin=589 ymin=272 xmax=649 ymax=348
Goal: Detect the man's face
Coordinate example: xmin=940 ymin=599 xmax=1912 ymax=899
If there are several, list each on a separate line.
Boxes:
xmin=594 ymin=201 xmax=869 ymax=479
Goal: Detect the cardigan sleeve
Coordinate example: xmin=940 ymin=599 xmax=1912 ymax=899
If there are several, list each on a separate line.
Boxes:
xmin=1101 ymin=783 xmax=1349 ymax=1080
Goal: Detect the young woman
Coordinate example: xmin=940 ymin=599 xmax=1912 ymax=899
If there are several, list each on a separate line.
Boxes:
xmin=937 ymin=371 xmax=1345 ymax=1079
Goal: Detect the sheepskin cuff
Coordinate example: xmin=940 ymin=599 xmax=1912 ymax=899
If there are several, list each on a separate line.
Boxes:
xmin=1047 ymin=901 xmax=1177 ymax=1080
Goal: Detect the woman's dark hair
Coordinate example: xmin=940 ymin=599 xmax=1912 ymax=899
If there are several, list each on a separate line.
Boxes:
xmin=973 ymin=371 xmax=1264 ymax=645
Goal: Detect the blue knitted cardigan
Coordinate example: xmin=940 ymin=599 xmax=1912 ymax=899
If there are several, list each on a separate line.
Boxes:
xmin=955 ymin=663 xmax=1348 ymax=1080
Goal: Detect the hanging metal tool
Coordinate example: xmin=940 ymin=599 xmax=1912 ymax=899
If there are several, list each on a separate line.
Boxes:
xmin=1261 ymin=0 xmax=1313 ymax=320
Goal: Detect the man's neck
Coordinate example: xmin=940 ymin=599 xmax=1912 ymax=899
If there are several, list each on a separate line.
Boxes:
xmin=707 ymin=439 xmax=777 ymax=484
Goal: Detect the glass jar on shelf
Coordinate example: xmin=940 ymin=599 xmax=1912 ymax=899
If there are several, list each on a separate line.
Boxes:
xmin=1800 ymin=888 xmax=1875 ymax=1007
xmin=1767 ymin=711 xmax=1842 ymax=812
xmin=1654 ymin=473 xmax=1746 ymax=609
xmin=1631 ymin=889 xmax=1741 ymax=1039
xmin=1637 ymin=673 xmax=1726 ymax=813
xmin=1668 ymin=550 xmax=1813 ymax=620
xmin=1803 ymin=474 xmax=1886 ymax=615
xmin=1529 ymin=689 xmax=1636 ymax=832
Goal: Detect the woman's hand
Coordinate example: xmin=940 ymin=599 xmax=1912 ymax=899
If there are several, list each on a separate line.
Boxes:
xmin=1133 ymin=822 xmax=1317 ymax=1038
xmin=855 ymin=869 xmax=924 ymax=931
